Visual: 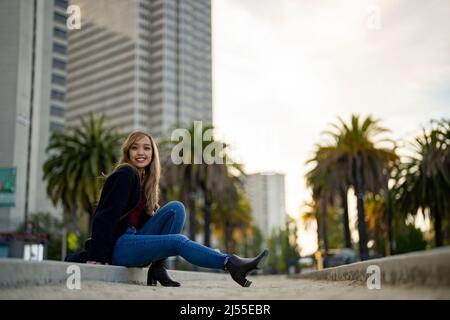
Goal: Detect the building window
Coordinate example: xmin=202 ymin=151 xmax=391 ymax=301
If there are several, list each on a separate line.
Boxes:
xmin=53 ymin=27 xmax=67 ymax=40
xmin=52 ymin=58 xmax=66 ymax=70
xmin=54 ymin=0 xmax=68 ymax=10
xmin=50 ymin=121 xmax=65 ymax=133
xmin=51 ymin=74 xmax=66 ymax=85
xmin=50 ymin=105 xmax=65 ymax=117
xmin=52 ymin=42 xmax=67 ymax=54
xmin=54 ymin=12 xmax=67 ymax=24
xmin=51 ymin=89 xmax=65 ymax=102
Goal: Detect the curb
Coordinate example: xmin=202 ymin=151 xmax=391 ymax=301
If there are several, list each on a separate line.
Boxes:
xmin=0 ymin=259 xmax=230 ymax=288
xmin=293 ymin=246 xmax=450 ymax=287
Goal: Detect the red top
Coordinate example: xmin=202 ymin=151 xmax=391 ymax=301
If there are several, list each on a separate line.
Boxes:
xmin=129 ymin=191 xmax=146 ymax=228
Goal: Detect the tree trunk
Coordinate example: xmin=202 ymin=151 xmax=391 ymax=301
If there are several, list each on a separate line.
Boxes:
xmin=224 ymin=221 xmax=233 ymax=253
xmin=242 ymin=227 xmax=249 ymax=257
xmin=319 ymin=196 xmax=329 ymax=256
xmin=374 ymin=221 xmax=381 ymax=256
xmin=61 ymin=227 xmax=67 ymax=261
xmin=72 ymin=204 xmax=80 ymax=251
xmin=203 ymin=189 xmax=212 ymax=247
xmin=72 ymin=188 xmax=80 ymax=251
xmin=86 ymin=202 xmax=95 ymax=237
xmin=383 ymin=175 xmax=394 ymax=256
xmin=188 ymin=190 xmax=196 ymax=242
xmin=341 ymin=188 xmax=352 ymax=249
xmin=315 ymin=210 xmax=322 ymax=254
xmin=62 ymin=205 xmax=70 ymax=259
xmin=354 ymin=155 xmax=369 ymax=260
xmin=433 ymin=208 xmax=443 ymax=247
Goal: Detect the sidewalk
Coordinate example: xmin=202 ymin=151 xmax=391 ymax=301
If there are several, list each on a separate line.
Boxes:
xmin=1 ymin=247 xmax=449 ymax=299
xmin=1 ymin=275 xmax=449 ymax=299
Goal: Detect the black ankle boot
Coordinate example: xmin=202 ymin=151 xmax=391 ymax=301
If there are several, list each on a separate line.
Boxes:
xmin=224 ymin=249 xmax=269 ymax=287
xmin=147 ymin=259 xmax=181 ymax=287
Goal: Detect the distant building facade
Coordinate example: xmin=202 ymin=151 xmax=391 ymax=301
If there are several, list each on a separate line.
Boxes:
xmin=244 ymin=172 xmax=287 ymax=238
xmin=0 ymin=0 xmax=68 ymax=233
xmin=66 ymin=0 xmax=213 ymax=138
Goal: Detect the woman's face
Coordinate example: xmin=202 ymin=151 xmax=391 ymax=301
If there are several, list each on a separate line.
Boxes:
xmin=129 ymin=135 xmax=153 ymax=171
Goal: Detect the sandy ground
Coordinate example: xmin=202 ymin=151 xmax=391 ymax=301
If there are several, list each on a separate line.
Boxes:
xmin=1 ymin=275 xmax=449 ymax=300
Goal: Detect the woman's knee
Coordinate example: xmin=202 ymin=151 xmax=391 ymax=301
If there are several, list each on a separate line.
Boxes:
xmin=169 ymin=234 xmax=189 ymax=252
xmin=172 ymin=234 xmax=188 ymax=243
xmin=168 ymin=201 xmax=186 ymax=218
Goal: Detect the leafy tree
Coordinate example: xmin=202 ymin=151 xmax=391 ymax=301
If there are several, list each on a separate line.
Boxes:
xmin=316 ymin=115 xmax=397 ymax=259
xmin=212 ymin=187 xmax=253 ymax=253
xmin=43 ymin=113 xmax=122 ymax=246
xmin=160 ymin=123 xmax=245 ymax=247
xmin=395 ymin=120 xmax=450 ymax=247
xmin=266 ymin=217 xmax=301 ymax=274
xmin=237 ymin=224 xmax=264 ymax=258
xmin=306 ymin=146 xmax=353 ymax=250
xmin=300 ymin=200 xmax=345 ymax=253
xmin=365 ymin=193 xmax=388 ymax=256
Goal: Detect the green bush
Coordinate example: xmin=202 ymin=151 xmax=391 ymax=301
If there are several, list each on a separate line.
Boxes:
xmin=266 ymin=218 xmax=301 ymax=274
xmin=17 ymin=212 xmax=64 ymax=260
xmin=394 ymin=224 xmax=427 ymax=254
xmin=236 ymin=225 xmax=264 ymax=258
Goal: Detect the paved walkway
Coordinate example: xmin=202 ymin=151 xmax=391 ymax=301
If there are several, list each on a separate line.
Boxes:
xmin=1 ymin=275 xmax=449 ymax=299
xmin=2 ymin=248 xmax=449 ymax=300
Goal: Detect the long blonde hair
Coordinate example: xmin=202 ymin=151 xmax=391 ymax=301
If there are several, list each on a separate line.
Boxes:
xmin=112 ymin=131 xmax=161 ymax=215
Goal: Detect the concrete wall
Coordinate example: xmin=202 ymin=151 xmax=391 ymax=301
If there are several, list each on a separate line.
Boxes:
xmin=0 ymin=0 xmax=34 ymax=231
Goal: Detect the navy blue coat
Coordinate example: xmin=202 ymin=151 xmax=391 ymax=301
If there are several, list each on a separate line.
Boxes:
xmin=65 ymin=165 xmax=151 ymax=264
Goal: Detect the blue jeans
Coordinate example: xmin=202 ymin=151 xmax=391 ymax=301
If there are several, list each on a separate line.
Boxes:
xmin=112 ymin=201 xmax=229 ymax=269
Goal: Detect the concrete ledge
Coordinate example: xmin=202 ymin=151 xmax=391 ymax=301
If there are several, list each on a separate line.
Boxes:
xmin=293 ymin=246 xmax=450 ymax=287
xmin=0 ymin=259 xmax=230 ymax=288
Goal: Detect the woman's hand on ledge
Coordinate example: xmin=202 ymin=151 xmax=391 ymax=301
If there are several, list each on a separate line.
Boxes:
xmin=87 ymin=261 xmax=109 ymax=265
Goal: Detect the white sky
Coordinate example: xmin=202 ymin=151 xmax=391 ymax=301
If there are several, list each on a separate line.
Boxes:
xmin=212 ymin=0 xmax=450 ymax=255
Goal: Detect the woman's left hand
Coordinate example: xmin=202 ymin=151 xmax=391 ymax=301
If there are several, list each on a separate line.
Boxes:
xmin=87 ymin=261 xmax=109 ymax=265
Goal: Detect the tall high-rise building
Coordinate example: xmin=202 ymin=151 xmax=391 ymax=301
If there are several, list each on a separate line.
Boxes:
xmin=66 ymin=0 xmax=213 ymax=138
xmin=0 ymin=0 xmax=68 ymax=232
xmin=244 ymin=172 xmax=287 ymax=238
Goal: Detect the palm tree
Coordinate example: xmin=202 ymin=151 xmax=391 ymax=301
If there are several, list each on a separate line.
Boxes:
xmin=321 ymin=115 xmax=397 ymax=260
xmin=395 ymin=121 xmax=450 ymax=247
xmin=199 ymin=161 xmax=245 ymax=247
xmin=43 ymin=113 xmax=122 ymax=236
xmin=213 ymin=186 xmax=253 ymax=253
xmin=306 ymin=145 xmax=353 ymax=249
xmin=436 ymin=119 xmax=450 ymax=244
xmin=160 ymin=123 xmax=212 ymax=242
xmin=160 ymin=123 xmax=244 ymax=246
xmin=434 ymin=119 xmax=450 ymax=184
xmin=365 ymin=194 xmax=386 ymax=256
xmin=316 ymin=194 xmax=330 ymax=254
xmin=196 ymin=132 xmax=245 ymax=247
xmin=300 ymin=201 xmax=321 ymax=253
